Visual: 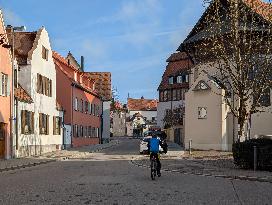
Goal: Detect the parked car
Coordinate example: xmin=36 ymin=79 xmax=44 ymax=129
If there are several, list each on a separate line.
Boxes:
xmin=139 ymin=136 xmax=163 ymax=154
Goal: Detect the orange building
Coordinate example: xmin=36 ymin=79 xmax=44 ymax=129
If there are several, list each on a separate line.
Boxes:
xmin=53 ymin=51 xmax=101 ymax=147
xmin=0 ymin=10 xmax=12 ymax=159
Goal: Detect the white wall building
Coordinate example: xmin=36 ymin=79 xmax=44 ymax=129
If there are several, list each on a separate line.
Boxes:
xmin=127 ymin=97 xmax=158 ymax=136
xmin=9 ymin=27 xmax=63 ymax=157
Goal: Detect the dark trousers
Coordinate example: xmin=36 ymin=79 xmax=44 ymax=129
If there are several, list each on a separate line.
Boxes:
xmin=150 ymin=152 xmax=161 ymax=173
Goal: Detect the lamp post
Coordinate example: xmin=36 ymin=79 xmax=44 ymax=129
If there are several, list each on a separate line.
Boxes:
xmin=6 ymin=25 xmax=26 ymax=157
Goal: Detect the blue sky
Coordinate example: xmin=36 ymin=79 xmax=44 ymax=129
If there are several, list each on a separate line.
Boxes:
xmin=0 ymin=0 xmax=206 ymax=103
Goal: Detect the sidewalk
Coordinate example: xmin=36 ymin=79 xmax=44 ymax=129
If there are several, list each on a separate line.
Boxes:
xmin=0 ymin=140 xmax=119 ymax=173
xmin=132 ymin=145 xmax=272 ymax=183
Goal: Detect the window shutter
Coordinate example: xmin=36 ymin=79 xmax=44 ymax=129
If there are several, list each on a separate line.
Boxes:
xmin=21 ymin=110 xmax=26 ymax=134
xmin=49 ymin=80 xmax=52 ymax=97
xmin=6 ymin=75 xmax=10 ymax=96
xmin=39 ymin=113 xmax=42 ymax=134
xmin=53 ymin=116 xmax=56 ymax=135
xmin=46 ymin=115 xmax=49 ymax=135
xmin=31 ymin=112 xmax=34 ymax=134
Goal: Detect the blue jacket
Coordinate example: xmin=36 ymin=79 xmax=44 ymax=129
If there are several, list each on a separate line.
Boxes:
xmin=148 ymin=137 xmax=161 ymax=153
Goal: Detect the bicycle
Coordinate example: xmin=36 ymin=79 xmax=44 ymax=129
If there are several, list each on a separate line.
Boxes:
xmin=150 ymin=155 xmax=157 ymax=180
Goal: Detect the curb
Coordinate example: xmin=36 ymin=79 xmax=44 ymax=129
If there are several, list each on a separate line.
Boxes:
xmin=0 ymin=159 xmax=56 ymax=173
xmin=130 ymin=158 xmax=272 ymax=184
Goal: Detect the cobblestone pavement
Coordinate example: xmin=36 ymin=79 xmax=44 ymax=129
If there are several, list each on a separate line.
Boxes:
xmin=0 ymin=137 xmax=272 ymax=205
xmin=0 ymin=139 xmax=119 ymax=172
xmin=133 ymin=149 xmax=272 ymax=183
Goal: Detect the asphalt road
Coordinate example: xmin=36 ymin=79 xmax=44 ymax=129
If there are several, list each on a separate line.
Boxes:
xmin=0 ymin=138 xmax=271 ymax=205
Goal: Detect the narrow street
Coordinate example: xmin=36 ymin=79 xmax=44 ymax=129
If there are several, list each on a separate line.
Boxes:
xmin=0 ymin=138 xmax=272 ymax=205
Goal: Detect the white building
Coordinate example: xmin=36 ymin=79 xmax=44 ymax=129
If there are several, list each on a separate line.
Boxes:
xmin=127 ymin=97 xmax=158 ymax=136
xmin=157 ymin=52 xmax=192 ymax=145
xmin=8 ymin=27 xmax=63 ymax=157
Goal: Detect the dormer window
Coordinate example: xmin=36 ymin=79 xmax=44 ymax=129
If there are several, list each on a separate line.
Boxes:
xmin=168 ymin=77 xmax=174 ymax=84
xmin=42 ymin=46 xmax=48 ymax=61
xmin=177 ymin=76 xmax=182 ymax=83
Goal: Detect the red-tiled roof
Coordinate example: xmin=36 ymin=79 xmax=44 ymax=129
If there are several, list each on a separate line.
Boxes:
xmin=158 ymin=52 xmax=193 ymax=90
xmin=242 ymin=0 xmax=272 ymax=21
xmin=53 ymin=51 xmax=100 ymax=97
xmin=166 ymin=52 xmax=189 ymax=62
xmin=53 ymin=51 xmax=79 ymax=72
xmin=86 ymin=72 xmax=112 ymax=101
xmin=6 ymin=31 xmax=37 ymax=65
xmin=14 ymin=84 xmax=33 ymax=103
xmin=127 ymin=98 xmax=157 ymax=111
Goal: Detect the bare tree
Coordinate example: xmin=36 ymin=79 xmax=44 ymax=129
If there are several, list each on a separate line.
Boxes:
xmin=184 ymin=0 xmax=272 ymax=141
xmin=163 ymin=105 xmax=184 ymax=129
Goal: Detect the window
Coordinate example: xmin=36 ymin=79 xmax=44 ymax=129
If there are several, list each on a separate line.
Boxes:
xmin=21 ymin=110 xmax=34 ymax=134
xmin=88 ymin=126 xmax=92 ymax=137
xmin=177 ymin=89 xmax=181 ymax=100
xmin=172 ymin=89 xmax=177 ymax=101
xmin=53 ymin=116 xmax=62 ymax=135
xmin=0 ymin=73 xmax=8 ymax=96
xmin=37 ymin=74 xmax=52 ymax=97
xmin=198 ymin=107 xmax=207 ymax=119
xmin=152 ymin=117 xmax=156 ymax=122
xmin=73 ymin=124 xmax=78 ymax=137
xmin=39 ymin=113 xmax=49 ymax=135
xmin=159 ymin=91 xmax=164 ymax=102
xmin=185 ymin=74 xmax=189 ymax=83
xmin=163 ymin=90 xmax=168 ymax=101
xmin=85 ymin=101 xmax=89 ymax=113
xmin=42 ymin=46 xmax=49 ymax=60
xmin=168 ymin=77 xmax=174 ymax=84
xmin=74 ymin=98 xmax=78 ymax=111
xmin=177 ymin=76 xmax=182 ymax=83
xmin=80 ymin=125 xmax=84 ymax=137
xmin=81 ymin=100 xmax=84 ymax=112
xmin=93 ymin=104 xmax=96 ymax=115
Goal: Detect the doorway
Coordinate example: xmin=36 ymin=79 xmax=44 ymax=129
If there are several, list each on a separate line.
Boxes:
xmin=0 ymin=123 xmax=6 ymax=158
xmin=174 ymin=128 xmax=181 ymax=145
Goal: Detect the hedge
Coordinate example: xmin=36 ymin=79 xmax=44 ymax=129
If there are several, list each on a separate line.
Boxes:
xmin=233 ymin=138 xmax=272 ymax=171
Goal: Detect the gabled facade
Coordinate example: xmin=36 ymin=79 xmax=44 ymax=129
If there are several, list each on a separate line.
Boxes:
xmin=0 ymin=10 xmax=12 ymax=159
xmin=87 ymin=72 xmax=112 ymax=143
xmin=182 ymin=0 xmax=272 ymax=151
xmin=7 ymin=27 xmax=63 ymax=157
xmin=53 ymin=52 xmax=102 ymax=148
xmin=126 ymin=97 xmax=157 ymax=136
xmin=157 ymin=52 xmax=192 ymax=145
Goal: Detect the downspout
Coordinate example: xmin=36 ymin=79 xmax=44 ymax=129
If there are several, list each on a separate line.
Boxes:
xmin=71 ymin=84 xmax=74 ymax=147
xmin=100 ymin=100 xmax=103 ymax=144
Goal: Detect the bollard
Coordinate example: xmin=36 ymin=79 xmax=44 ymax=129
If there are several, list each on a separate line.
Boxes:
xmin=189 ymin=139 xmax=192 ymax=155
xmin=253 ymin=146 xmax=257 ymax=171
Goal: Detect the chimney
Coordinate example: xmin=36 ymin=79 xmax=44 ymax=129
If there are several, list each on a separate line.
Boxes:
xmin=80 ymin=56 xmax=84 ymax=71
xmin=6 ymin=25 xmax=12 ymax=34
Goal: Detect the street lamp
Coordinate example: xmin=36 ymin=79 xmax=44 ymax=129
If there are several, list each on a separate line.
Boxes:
xmin=6 ymin=25 xmax=26 ymax=157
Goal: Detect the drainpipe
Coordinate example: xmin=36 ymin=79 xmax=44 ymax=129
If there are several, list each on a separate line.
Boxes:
xmin=71 ymin=84 xmax=74 ymax=147
xmin=100 ymin=100 xmax=103 ymax=144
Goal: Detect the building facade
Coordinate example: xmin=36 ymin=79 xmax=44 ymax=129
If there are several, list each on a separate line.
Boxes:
xmin=53 ymin=52 xmax=101 ymax=148
xmin=157 ymin=52 xmax=192 ymax=146
xmin=127 ymin=97 xmax=157 ymax=136
xmin=182 ymin=0 xmax=272 ymax=151
xmin=7 ymin=27 xmax=63 ymax=157
xmin=0 ymin=10 xmax=12 ymax=159
xmin=87 ymin=72 xmax=112 ymax=143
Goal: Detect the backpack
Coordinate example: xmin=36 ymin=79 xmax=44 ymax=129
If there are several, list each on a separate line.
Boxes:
xmin=149 ymin=138 xmax=160 ymax=153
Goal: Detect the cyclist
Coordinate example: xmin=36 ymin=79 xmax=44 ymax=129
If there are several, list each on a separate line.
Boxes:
xmin=147 ymin=133 xmax=164 ymax=177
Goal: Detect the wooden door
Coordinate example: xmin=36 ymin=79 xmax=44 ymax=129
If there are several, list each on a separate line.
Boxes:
xmin=0 ymin=123 xmax=6 ymax=158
